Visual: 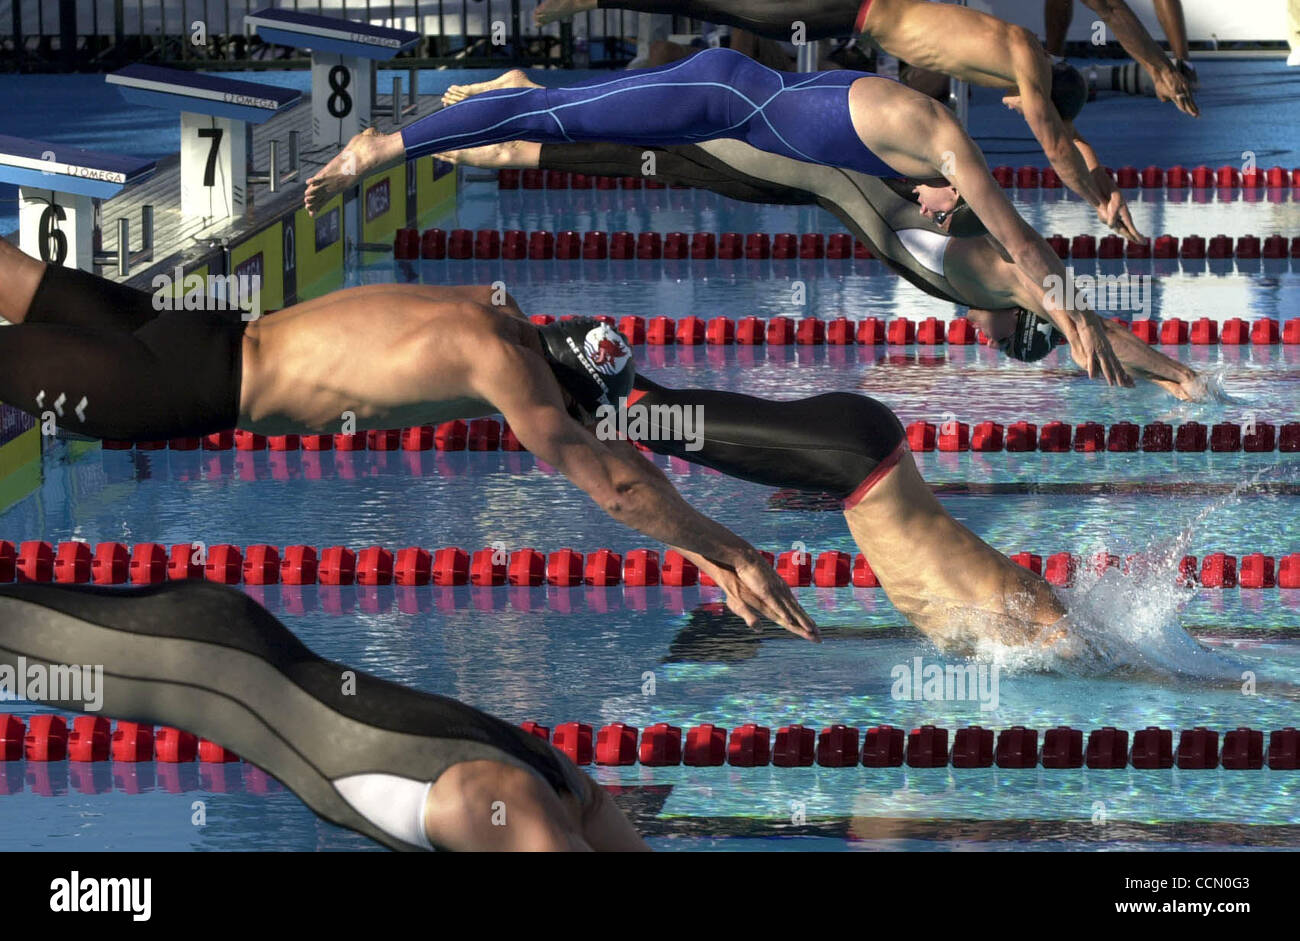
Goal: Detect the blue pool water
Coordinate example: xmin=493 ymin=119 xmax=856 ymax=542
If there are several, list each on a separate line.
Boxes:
xmin=2 ymin=58 xmax=1299 ymax=851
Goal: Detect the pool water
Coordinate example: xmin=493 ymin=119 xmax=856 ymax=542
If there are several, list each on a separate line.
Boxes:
xmin=1 ymin=58 xmax=1299 ymax=851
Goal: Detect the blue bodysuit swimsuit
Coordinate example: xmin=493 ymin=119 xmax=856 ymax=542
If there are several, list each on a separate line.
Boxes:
xmin=400 ymin=47 xmax=901 ymax=178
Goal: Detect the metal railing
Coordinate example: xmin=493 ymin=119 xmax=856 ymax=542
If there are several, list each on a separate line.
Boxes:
xmin=2 ymin=0 xmax=643 ymax=70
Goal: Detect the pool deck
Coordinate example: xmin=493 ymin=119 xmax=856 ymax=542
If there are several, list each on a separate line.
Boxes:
xmin=96 ymin=85 xmax=446 ymax=292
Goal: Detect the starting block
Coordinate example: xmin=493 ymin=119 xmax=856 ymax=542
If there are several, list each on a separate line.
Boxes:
xmin=0 ymin=133 xmax=155 ymax=274
xmin=245 ymin=8 xmax=421 ymax=148
xmin=106 ymin=64 xmax=302 ymax=222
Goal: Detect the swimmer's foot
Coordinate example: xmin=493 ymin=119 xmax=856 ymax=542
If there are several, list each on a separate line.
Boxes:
xmin=441 ymin=69 xmax=541 ymax=107
xmin=533 ymin=0 xmax=597 ymax=27
xmin=434 ymin=140 xmax=539 ymax=170
xmin=304 ymin=128 xmax=404 ymax=216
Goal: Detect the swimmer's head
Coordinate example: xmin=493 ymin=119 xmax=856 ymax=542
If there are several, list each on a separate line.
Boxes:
xmin=537 ymin=317 xmax=635 ymax=421
xmin=913 ymin=184 xmax=988 ymax=238
xmin=1002 ymin=61 xmax=1088 ymax=122
xmin=913 ymin=183 xmax=960 ymax=219
xmin=998 ymin=308 xmax=1067 ymax=362
xmin=1049 ymin=62 xmax=1089 ymax=121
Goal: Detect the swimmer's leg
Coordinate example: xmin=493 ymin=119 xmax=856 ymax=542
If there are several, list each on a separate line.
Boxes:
xmin=443 ymin=68 xmax=540 ymax=107
xmin=440 ymin=138 xmax=816 ymax=210
xmin=312 ymin=47 xmax=847 ymax=212
xmin=0 ymin=309 xmax=242 ymax=439
xmin=0 ymin=238 xmax=45 ymax=324
xmin=315 ymin=54 xmax=744 ymax=211
xmin=631 ymin=377 xmax=1067 ymax=648
xmin=0 ymin=581 xmax=638 ymax=851
xmin=309 ymin=51 xmax=747 ymax=213
xmin=630 ymin=376 xmax=900 ymax=493
xmin=537 ymin=141 xmax=820 ymax=205
xmin=435 ymin=139 xmax=543 ymax=170
xmin=397 ymin=48 xmax=761 ymax=161
xmin=536 ymin=0 xmax=858 ymax=39
xmin=0 ymin=242 xmax=159 ymax=330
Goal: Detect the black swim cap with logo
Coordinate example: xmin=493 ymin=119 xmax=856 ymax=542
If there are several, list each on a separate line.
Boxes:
xmin=537 ymin=317 xmax=636 ymax=418
xmin=1000 ymin=308 xmax=1067 ymax=362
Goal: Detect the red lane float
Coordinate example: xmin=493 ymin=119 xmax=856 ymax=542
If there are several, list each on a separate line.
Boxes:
xmin=404 ymin=223 xmax=1300 ymax=264
xmin=5 ymin=714 xmax=1300 ymax=771
xmin=6 ymin=541 xmax=1299 ymax=592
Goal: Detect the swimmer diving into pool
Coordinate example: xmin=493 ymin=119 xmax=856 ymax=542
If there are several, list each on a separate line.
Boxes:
xmin=0 ymin=249 xmax=1065 ymax=651
xmin=0 ymin=579 xmax=650 ymax=851
xmin=436 ymin=137 xmax=1203 ymax=400
xmin=0 ymin=242 xmax=814 ymax=641
xmin=302 ymin=49 xmax=1133 ymax=386
xmin=623 ymin=375 xmax=1071 ymax=654
xmin=530 ymin=0 xmax=1200 ymax=119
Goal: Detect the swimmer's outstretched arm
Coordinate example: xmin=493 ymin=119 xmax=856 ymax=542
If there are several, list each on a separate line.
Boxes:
xmin=1096 ymin=318 xmax=1201 ymax=399
xmin=1068 ymin=133 xmax=1145 ymax=244
xmin=947 ymin=241 xmax=1199 ymax=399
xmin=0 ymin=580 xmax=648 ymax=851
xmin=899 ymin=97 xmax=1131 ymax=388
xmin=1077 ymin=0 xmax=1199 ymax=115
xmin=477 ymin=339 xmax=818 ymax=640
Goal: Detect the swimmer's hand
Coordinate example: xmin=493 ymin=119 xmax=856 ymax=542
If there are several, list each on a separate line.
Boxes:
xmin=689 ymin=549 xmax=820 ymax=643
xmin=1093 ymin=170 xmax=1146 ymax=244
xmin=1068 ymin=311 xmax=1133 ymax=387
xmin=1151 ymin=64 xmax=1200 ymax=118
xmin=1150 ymin=372 xmax=1208 ymax=401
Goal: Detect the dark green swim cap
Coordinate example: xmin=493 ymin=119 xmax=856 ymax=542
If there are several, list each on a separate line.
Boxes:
xmin=1000 ymin=308 xmax=1067 ymax=362
xmin=946 ymin=200 xmax=988 ymax=238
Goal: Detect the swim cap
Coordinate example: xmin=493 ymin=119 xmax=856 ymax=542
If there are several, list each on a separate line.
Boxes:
xmin=1049 ymin=61 xmax=1088 ymax=121
xmin=999 ymin=308 xmax=1067 ymax=362
xmin=537 ymin=317 xmax=635 ymax=418
xmin=945 ymin=199 xmax=988 ymax=238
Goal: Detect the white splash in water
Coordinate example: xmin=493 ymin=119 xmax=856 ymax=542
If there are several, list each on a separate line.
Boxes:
xmin=973 ymin=464 xmax=1284 ymax=681
xmin=1181 ymin=366 xmax=1247 ymax=408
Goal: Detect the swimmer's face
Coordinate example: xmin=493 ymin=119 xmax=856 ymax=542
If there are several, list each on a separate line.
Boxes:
xmin=913 ymin=183 xmax=961 ymax=224
xmin=966 ymin=307 xmax=1019 ymax=345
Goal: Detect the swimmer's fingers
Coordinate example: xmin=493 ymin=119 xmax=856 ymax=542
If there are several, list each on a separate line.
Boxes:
xmin=724 ymin=595 xmax=763 ymax=630
xmin=1095 ymin=334 xmax=1132 ymax=387
xmin=1158 ymin=70 xmax=1200 ymax=118
xmin=1103 ymin=192 xmax=1145 ymax=244
xmin=1115 ymin=204 xmax=1146 ymax=244
xmin=1076 ymin=317 xmax=1131 ymax=387
xmin=734 ymin=560 xmax=820 ymax=642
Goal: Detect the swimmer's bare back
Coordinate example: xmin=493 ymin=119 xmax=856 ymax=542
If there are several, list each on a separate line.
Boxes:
xmin=241 ymin=284 xmax=819 ymax=641
xmin=238 ymin=283 xmax=535 ymax=435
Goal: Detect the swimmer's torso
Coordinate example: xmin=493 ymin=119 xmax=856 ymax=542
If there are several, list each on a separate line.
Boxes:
xmin=238 ymin=284 xmax=528 ymax=434
xmin=861 ymin=0 xmax=1024 ymax=90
